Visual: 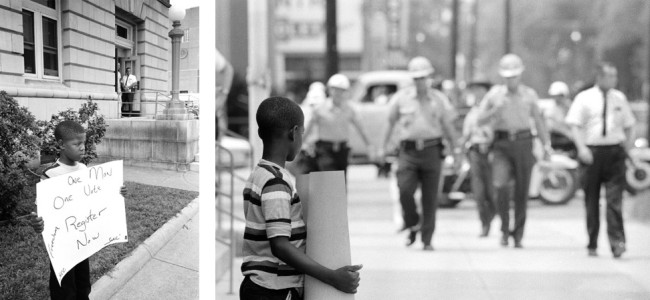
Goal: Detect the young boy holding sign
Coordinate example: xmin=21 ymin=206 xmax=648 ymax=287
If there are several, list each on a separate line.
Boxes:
xmin=240 ymin=97 xmax=361 ymax=299
xmin=29 ymin=120 xmax=127 ymax=300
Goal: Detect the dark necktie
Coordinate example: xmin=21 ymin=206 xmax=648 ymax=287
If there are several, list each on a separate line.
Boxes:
xmin=601 ymin=88 xmax=608 ymax=136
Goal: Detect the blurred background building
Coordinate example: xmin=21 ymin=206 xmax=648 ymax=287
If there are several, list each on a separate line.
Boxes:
xmin=215 ymin=0 xmax=650 ymax=139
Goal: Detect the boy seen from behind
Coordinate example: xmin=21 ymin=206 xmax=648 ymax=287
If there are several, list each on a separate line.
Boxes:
xmin=29 ymin=120 xmax=127 ymax=300
xmin=240 ymin=97 xmax=361 ymax=300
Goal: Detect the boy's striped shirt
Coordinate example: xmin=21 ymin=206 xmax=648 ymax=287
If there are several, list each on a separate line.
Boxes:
xmin=241 ymin=159 xmax=306 ymax=290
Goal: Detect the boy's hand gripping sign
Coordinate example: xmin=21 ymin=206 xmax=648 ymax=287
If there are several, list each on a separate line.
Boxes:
xmin=37 ymin=160 xmax=128 ymax=285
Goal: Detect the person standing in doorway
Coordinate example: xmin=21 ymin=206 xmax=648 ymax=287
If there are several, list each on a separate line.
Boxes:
xmin=461 ymin=81 xmax=495 ymax=237
xmin=476 ymin=54 xmax=551 ymax=248
xmin=116 ymin=62 xmax=122 ymax=96
xmin=565 ymin=62 xmax=637 ymax=258
xmin=121 ymin=67 xmax=138 ymax=117
xmin=382 ymin=56 xmax=461 ymax=251
xmin=303 ymin=74 xmax=372 ymax=177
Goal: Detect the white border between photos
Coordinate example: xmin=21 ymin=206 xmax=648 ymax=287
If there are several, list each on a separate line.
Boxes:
xmin=199 ymin=1 xmax=216 ymax=299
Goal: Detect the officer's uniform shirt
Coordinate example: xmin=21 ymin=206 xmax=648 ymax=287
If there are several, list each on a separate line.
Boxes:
xmin=479 ymin=85 xmax=539 ymax=132
xmin=565 ymin=86 xmax=635 ymax=146
xmin=312 ymin=99 xmax=357 ymax=142
xmin=390 ymin=86 xmax=456 ymax=141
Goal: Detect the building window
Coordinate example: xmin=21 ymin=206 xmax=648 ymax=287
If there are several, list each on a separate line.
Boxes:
xmin=22 ymin=0 xmax=60 ymax=79
xmin=22 ymin=10 xmax=36 ymax=74
xmin=42 ymin=16 xmax=58 ymax=76
xmin=116 ymin=24 xmax=128 ymax=39
xmin=182 ymin=29 xmax=190 ymax=43
xmin=115 ymin=19 xmax=135 ymax=50
xmin=31 ymin=0 xmax=55 ymax=9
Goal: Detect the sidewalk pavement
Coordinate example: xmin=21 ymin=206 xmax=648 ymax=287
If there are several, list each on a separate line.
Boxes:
xmin=217 ymin=165 xmax=650 ymax=299
xmin=90 ymin=165 xmax=200 ymax=300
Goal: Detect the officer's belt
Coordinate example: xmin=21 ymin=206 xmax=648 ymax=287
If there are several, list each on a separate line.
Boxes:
xmin=315 ymin=140 xmax=348 ymax=152
xmin=400 ymin=138 xmax=442 ymax=151
xmin=494 ymin=130 xmax=533 ymax=141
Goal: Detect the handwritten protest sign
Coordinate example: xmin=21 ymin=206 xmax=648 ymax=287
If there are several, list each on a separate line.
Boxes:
xmin=297 ymin=171 xmax=355 ymax=300
xmin=37 ymin=160 xmax=128 ymax=285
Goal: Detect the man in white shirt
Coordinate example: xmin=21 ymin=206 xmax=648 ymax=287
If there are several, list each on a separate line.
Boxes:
xmin=121 ymin=67 xmax=138 ymax=117
xmin=565 ymin=62 xmax=636 ymax=258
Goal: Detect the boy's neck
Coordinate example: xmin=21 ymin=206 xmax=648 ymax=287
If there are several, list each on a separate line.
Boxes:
xmin=58 ymin=155 xmax=77 ymax=166
xmin=261 ymin=146 xmax=287 ymax=168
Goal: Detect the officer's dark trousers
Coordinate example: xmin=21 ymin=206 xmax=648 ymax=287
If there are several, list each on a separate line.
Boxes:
xmin=49 ymin=259 xmax=90 ymax=300
xmin=492 ymin=137 xmax=535 ymax=243
xmin=396 ymin=144 xmax=442 ymax=246
xmin=583 ymin=145 xmax=626 ymax=251
xmin=468 ymin=146 xmax=495 ymax=230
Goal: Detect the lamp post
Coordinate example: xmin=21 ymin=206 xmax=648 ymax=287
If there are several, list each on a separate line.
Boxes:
xmin=163 ymin=3 xmax=188 ymax=119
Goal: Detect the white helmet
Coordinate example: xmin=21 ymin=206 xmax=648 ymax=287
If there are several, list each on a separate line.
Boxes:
xmin=498 ymin=53 xmax=524 ymax=78
xmin=548 ymin=81 xmax=569 ymax=96
xmin=327 ymin=74 xmax=350 ymax=90
xmin=408 ymin=56 xmax=434 ymax=78
xmin=308 ymin=81 xmax=326 ymax=92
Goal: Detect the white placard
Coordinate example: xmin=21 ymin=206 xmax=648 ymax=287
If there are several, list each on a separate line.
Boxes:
xmin=37 ymin=160 xmax=128 ymax=285
xmin=298 ymin=171 xmax=355 ymax=300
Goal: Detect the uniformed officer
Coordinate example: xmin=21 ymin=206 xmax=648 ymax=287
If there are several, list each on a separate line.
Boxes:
xmin=565 ymin=62 xmax=637 ymax=258
xmin=461 ymin=81 xmax=495 ymax=237
xmin=476 ymin=54 xmax=551 ymax=248
xmin=382 ymin=56 xmax=460 ymax=251
xmin=303 ymin=74 xmax=372 ymax=176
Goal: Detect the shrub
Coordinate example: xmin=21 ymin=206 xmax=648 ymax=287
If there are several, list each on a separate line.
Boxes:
xmin=36 ymin=97 xmax=108 ymax=165
xmin=0 ymin=92 xmax=41 ymax=221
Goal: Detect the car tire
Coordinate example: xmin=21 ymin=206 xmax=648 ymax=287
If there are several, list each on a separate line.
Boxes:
xmin=539 ymin=168 xmax=578 ymax=205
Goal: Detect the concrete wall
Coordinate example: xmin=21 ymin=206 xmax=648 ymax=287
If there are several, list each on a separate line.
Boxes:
xmin=0 ymin=0 xmax=171 ymax=120
xmin=96 ymin=118 xmax=199 ymax=171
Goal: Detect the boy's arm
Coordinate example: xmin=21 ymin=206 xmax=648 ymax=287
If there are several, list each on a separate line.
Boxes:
xmin=269 ymin=236 xmax=361 ymax=293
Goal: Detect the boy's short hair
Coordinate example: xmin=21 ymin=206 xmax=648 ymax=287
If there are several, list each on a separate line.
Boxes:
xmin=54 ymin=120 xmax=85 ymax=141
xmin=256 ymin=96 xmax=304 ymax=141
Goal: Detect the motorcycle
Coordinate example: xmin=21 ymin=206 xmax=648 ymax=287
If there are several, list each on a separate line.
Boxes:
xmin=528 ymin=132 xmax=580 ymax=205
xmin=626 ymin=138 xmax=650 ymax=193
xmin=438 ymin=131 xmax=580 ymax=207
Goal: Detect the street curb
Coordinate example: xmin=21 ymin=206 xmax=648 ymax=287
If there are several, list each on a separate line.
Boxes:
xmin=89 ymin=197 xmax=200 ymax=300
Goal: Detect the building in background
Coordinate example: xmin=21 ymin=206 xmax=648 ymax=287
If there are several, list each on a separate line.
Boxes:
xmin=177 ymin=5 xmax=199 ymax=94
xmin=273 ymin=0 xmax=364 ymax=101
xmin=0 ymin=0 xmax=172 ymax=120
xmin=362 ymin=0 xmax=410 ymax=71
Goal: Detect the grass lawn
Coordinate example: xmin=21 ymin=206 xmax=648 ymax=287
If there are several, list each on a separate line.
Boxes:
xmin=0 ymin=181 xmax=198 ymax=300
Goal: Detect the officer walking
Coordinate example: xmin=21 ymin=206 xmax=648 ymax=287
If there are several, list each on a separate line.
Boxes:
xmin=461 ymin=81 xmax=495 ymax=237
xmin=565 ymin=62 xmax=637 ymax=258
xmin=303 ymin=74 xmax=372 ymax=176
xmin=545 ymin=81 xmax=574 ymax=151
xmin=476 ymin=54 xmax=551 ymax=248
xmin=382 ymin=56 xmax=460 ymax=251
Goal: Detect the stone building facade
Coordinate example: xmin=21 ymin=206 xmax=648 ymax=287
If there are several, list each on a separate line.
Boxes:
xmin=0 ymin=0 xmax=172 ymax=120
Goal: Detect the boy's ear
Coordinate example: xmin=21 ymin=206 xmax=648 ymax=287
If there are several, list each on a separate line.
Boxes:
xmin=288 ymin=125 xmax=298 ymax=142
xmin=57 ymin=139 xmax=65 ymax=148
